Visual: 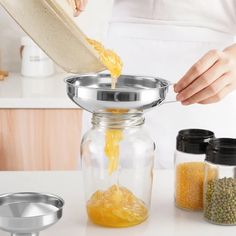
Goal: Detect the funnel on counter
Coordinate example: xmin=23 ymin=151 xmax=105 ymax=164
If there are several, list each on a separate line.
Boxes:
xmin=65 ymin=74 xmax=175 ymax=113
xmin=0 ymin=0 xmax=105 ymax=74
xmin=0 ymin=192 xmax=64 ymax=236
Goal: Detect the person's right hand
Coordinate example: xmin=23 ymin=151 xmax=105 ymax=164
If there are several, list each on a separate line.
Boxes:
xmin=67 ymin=0 xmax=88 ymax=17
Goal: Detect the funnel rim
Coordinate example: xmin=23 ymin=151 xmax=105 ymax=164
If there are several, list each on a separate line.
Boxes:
xmin=65 ymin=73 xmax=171 ymax=90
xmin=0 ymin=192 xmax=64 ymax=219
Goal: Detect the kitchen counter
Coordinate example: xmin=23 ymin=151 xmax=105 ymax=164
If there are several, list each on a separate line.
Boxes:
xmin=0 ymin=73 xmax=78 ymax=108
xmin=0 ymin=170 xmax=234 ymax=236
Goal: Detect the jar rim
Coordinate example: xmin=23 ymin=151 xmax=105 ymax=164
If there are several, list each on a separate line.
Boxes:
xmin=92 ymin=112 xmax=145 ymax=129
xmin=205 ymin=138 xmax=236 ymax=166
xmin=176 ymin=129 xmax=215 ymax=154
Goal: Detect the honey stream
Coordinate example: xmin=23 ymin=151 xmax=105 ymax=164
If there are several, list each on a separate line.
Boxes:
xmin=86 ymin=39 xmax=148 ymax=227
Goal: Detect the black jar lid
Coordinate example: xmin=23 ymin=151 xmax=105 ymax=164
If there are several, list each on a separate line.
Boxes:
xmin=177 ymin=129 xmax=215 ymax=154
xmin=206 ymin=138 xmax=236 ymax=165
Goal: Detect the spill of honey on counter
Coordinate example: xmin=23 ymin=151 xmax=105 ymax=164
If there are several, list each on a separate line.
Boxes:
xmin=87 ymin=38 xmax=123 ymax=89
xmin=87 ymin=185 xmax=148 ymax=227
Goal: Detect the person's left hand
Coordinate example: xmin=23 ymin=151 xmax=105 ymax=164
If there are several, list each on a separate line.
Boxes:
xmin=174 ymin=44 xmax=236 ymax=105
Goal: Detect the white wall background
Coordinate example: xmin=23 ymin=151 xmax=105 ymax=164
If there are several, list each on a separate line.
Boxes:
xmin=0 ymin=0 xmax=113 ymax=72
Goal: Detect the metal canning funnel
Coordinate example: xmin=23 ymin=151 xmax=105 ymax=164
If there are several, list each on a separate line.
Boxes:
xmin=66 ymin=74 xmax=175 ymax=113
xmin=0 ymin=192 xmax=64 ymax=236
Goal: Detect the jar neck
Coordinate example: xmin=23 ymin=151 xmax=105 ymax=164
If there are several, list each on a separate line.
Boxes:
xmin=92 ymin=113 xmax=145 ymax=129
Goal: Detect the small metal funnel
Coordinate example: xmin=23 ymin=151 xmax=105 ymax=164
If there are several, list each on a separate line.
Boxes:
xmin=0 ymin=192 xmax=64 ymax=236
xmin=66 ymin=74 xmax=174 ymax=113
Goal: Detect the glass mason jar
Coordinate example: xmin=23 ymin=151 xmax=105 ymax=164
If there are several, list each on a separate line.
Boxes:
xmin=204 ymin=138 xmax=236 ymax=225
xmin=174 ymin=129 xmax=215 ymax=211
xmin=81 ymin=112 xmax=155 ymax=227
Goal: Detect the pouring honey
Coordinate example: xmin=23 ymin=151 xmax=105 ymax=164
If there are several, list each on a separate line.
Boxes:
xmin=85 ymin=39 xmax=150 ymax=227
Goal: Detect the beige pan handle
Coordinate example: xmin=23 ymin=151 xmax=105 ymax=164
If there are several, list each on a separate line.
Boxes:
xmin=0 ymin=0 xmax=105 ymax=74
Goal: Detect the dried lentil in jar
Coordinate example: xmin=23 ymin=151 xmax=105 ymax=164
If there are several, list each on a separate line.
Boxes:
xmin=175 ymin=129 xmax=215 ymax=211
xmin=204 ymin=138 xmax=236 ymax=225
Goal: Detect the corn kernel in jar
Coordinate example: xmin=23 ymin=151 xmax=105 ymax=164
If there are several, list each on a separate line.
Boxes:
xmin=175 ymin=162 xmax=216 ymax=210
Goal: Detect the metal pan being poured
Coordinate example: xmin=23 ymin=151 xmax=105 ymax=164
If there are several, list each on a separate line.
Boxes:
xmin=66 ymin=74 xmax=176 ymax=113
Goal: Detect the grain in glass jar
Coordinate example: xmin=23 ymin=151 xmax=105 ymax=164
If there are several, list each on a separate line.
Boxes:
xmin=175 ymin=129 xmax=215 ymax=211
xmin=204 ymin=138 xmax=236 ymax=225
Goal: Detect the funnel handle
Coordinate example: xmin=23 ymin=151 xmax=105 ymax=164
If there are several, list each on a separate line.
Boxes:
xmin=162 ymin=83 xmax=177 ymax=104
xmin=11 ymin=233 xmax=39 ymax=236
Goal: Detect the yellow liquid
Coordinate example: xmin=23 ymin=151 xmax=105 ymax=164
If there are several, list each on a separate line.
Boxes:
xmin=87 ymin=40 xmax=148 ymax=227
xmin=87 ymin=39 xmax=124 ymax=174
xmin=103 ymin=109 xmax=128 ymax=174
xmin=87 ymin=185 xmax=148 ymax=227
xmin=87 ymin=38 xmax=123 ymax=89
xmin=104 ymin=129 xmax=123 ymax=175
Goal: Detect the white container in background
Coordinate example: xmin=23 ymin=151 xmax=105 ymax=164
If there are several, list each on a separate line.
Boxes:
xmin=21 ymin=36 xmax=55 ymax=77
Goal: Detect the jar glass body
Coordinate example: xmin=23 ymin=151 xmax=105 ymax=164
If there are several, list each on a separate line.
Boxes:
xmin=174 ymin=150 xmax=206 ymax=211
xmin=204 ymin=162 xmax=236 ymax=225
xmin=81 ymin=113 xmax=155 ymax=227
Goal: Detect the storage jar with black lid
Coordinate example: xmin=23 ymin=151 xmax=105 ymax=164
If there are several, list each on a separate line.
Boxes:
xmin=204 ymin=138 xmax=236 ymax=225
xmin=175 ymin=129 xmax=215 ymax=211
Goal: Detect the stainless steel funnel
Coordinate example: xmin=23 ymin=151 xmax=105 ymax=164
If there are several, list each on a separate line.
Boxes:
xmin=0 ymin=192 xmax=64 ymax=236
xmin=66 ymin=74 xmax=175 ymax=113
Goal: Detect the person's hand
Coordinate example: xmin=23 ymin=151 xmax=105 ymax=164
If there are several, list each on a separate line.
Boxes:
xmin=174 ymin=44 xmax=236 ymax=105
xmin=67 ymin=0 xmax=88 ymax=17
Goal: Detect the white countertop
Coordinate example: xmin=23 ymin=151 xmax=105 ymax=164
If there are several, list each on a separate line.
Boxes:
xmin=0 ymin=170 xmax=235 ymax=236
xmin=0 ymin=73 xmax=79 ymax=108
